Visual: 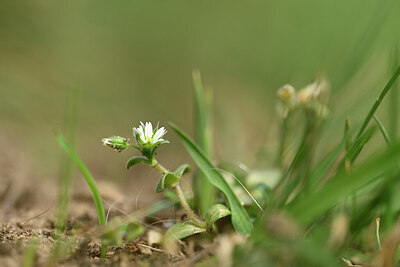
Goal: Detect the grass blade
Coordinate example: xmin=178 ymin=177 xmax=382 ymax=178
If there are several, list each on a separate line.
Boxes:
xmin=345 ymin=127 xmax=375 ymax=165
xmin=21 ymin=238 xmax=38 ymax=267
xmin=286 ymin=142 xmax=400 ymax=226
xmin=193 ymin=70 xmax=214 ymax=217
xmin=290 ymin=136 xmax=348 ymax=205
xmin=389 ymin=47 xmax=399 ymax=141
xmin=57 ymin=135 xmax=107 ymax=257
xmin=170 ymin=122 xmax=253 ymax=234
xmin=373 ymin=115 xmax=391 ymax=146
xmin=356 ymin=65 xmax=400 ymax=138
xmin=57 ymin=135 xmax=106 ymax=226
xmin=56 ymin=88 xmax=80 ymax=232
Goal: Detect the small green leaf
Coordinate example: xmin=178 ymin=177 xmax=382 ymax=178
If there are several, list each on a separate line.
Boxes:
xmin=102 ymin=218 xmax=124 ymax=247
xmin=156 ymin=172 xmax=179 ymax=193
xmin=149 ymin=140 xmax=170 ymax=159
xmin=170 ymin=123 xmax=253 ymax=235
xmin=164 ymin=221 xmax=206 ymax=241
xmin=206 ymin=204 xmax=231 ymax=227
xmin=125 ymin=221 xmax=145 ymax=242
xmin=127 ymin=156 xmax=151 ymax=170
xmin=174 ymin=164 xmax=191 ymax=177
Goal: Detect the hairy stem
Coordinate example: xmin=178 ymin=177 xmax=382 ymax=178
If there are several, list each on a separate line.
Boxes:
xmin=173 ymin=185 xmax=207 ymax=228
xmin=153 ymin=161 xmax=206 ymax=228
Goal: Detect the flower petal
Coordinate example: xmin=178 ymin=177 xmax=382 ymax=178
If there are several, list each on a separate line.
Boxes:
xmin=144 ymin=122 xmax=153 ymax=140
xmin=153 ymin=127 xmax=167 ymax=141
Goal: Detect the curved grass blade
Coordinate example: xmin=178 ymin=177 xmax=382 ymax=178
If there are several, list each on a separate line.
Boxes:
xmin=286 ymin=142 xmax=400 ymax=226
xmin=57 ymin=135 xmax=107 ymax=257
xmin=57 ymin=135 xmax=106 ymax=225
xmin=170 ymin=123 xmax=253 ymax=234
xmin=373 ymin=115 xmax=391 ymax=146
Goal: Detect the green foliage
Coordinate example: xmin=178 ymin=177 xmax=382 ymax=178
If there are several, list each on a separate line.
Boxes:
xmin=126 ymin=156 xmax=151 ymax=170
xmin=57 ymin=135 xmax=106 ymax=226
xmin=57 ymin=135 xmax=107 ymax=258
xmin=102 ymin=218 xmax=144 ymax=246
xmin=170 ymin=123 xmax=253 ymax=235
xmin=286 ymin=142 xmax=400 ymax=226
xmin=156 ymin=172 xmax=179 ymax=193
xmin=174 ymin=164 xmax=191 ymax=177
xmin=125 ymin=221 xmax=145 ymax=242
xmin=164 ymin=221 xmax=207 ymax=242
xmin=21 ymin=238 xmax=38 ymax=267
xmin=205 ymin=204 xmax=231 ymax=227
xmin=356 ymin=65 xmax=400 ymax=138
xmin=56 ymin=88 xmax=80 ymax=233
xmin=156 ymin=165 xmax=191 ymax=192
xmin=193 ymin=70 xmax=214 ymax=217
xmin=373 ymin=115 xmax=391 ymax=146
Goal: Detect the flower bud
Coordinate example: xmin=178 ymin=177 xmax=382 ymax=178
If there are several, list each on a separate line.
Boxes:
xmin=277 ymin=84 xmax=297 ymax=118
xmin=277 ymin=84 xmax=296 ymax=103
xmin=102 ymin=136 xmax=128 ymax=152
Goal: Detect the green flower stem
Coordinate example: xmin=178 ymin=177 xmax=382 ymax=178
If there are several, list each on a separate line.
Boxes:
xmin=153 ymin=161 xmax=207 ymax=228
xmin=153 ymin=161 xmax=168 ymax=174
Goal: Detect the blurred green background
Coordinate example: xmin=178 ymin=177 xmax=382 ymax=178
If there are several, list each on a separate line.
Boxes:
xmin=1 ymin=0 xmax=399 ymax=189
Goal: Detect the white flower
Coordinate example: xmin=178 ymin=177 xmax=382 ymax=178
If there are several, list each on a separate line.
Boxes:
xmin=133 ymin=122 xmax=167 ymax=146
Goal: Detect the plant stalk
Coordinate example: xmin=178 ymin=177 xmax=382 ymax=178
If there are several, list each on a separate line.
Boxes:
xmin=153 ymin=161 xmax=206 ymax=228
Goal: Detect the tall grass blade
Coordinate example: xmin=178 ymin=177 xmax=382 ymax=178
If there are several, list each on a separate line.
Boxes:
xmin=389 ymin=47 xmax=399 ymax=141
xmin=356 ymin=65 xmax=400 ymax=138
xmin=57 ymin=135 xmax=107 ymax=257
xmin=170 ymin=123 xmax=253 ymax=234
xmin=56 ymin=88 xmax=80 ymax=232
xmin=193 ymin=70 xmax=214 ymax=217
xmin=345 ymin=127 xmax=375 ymax=165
